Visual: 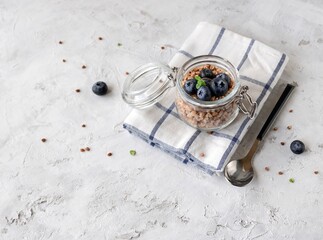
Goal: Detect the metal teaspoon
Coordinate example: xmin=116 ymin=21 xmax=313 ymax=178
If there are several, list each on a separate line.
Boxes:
xmin=224 ymin=84 xmax=295 ymax=187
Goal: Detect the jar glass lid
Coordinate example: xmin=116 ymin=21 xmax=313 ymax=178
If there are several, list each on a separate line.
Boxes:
xmin=122 ymin=62 xmax=175 ymax=109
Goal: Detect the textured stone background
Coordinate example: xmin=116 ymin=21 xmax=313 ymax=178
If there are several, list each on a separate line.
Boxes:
xmin=0 ymin=0 xmax=322 ymax=239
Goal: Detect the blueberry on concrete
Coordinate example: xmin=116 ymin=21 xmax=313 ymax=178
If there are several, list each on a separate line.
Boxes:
xmin=92 ymin=81 xmax=108 ymax=95
xmin=184 ymin=79 xmax=197 ymax=94
xmin=290 ymin=140 xmax=305 ymax=154
xmin=197 ymin=86 xmax=212 ymax=101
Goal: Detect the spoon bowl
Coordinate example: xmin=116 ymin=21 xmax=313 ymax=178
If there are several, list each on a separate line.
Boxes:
xmin=224 ymin=159 xmax=254 ymax=187
xmin=224 ymin=139 xmax=259 ymax=187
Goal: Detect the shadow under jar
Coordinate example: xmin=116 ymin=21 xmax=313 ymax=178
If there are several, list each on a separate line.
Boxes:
xmin=122 ymin=55 xmax=257 ymax=131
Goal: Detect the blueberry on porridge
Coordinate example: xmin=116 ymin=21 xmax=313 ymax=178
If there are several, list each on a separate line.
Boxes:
xmin=211 ymin=77 xmax=229 ymax=97
xmin=199 ymin=68 xmax=215 ymax=79
xmin=184 ymin=78 xmax=197 ymax=94
xmin=197 ymin=85 xmax=212 ymax=101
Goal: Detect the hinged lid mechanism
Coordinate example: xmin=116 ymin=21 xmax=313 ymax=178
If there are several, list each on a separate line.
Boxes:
xmin=122 ymin=63 xmax=176 ymax=109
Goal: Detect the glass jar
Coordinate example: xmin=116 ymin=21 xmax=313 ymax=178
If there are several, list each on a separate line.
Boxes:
xmin=122 ymin=55 xmax=257 ymax=131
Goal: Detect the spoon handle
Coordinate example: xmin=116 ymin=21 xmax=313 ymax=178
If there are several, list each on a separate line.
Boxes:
xmin=242 ymin=139 xmax=261 ymax=171
xmin=257 ymin=84 xmax=295 ymax=141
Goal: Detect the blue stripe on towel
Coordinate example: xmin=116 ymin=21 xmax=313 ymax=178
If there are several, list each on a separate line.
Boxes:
xmin=178 ymin=50 xmax=194 ymax=59
xmin=240 ymin=75 xmax=272 ymax=91
xmin=149 ymin=103 xmax=175 ymax=142
xmin=210 ymin=131 xmax=240 ymax=143
xmin=217 ymin=53 xmax=287 ymax=170
xmin=155 ymin=102 xmax=180 ymax=118
xmin=178 ymin=50 xmax=193 ymax=59
xmin=209 ymin=27 xmax=226 ymax=55
xmin=237 ymin=39 xmax=255 ymax=70
xmin=256 ymin=54 xmax=286 ymax=105
xmin=183 ymin=130 xmax=201 ymax=154
xmin=177 ymin=28 xmax=225 ymax=59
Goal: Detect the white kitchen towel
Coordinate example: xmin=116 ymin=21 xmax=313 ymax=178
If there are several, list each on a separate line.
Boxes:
xmin=123 ymin=22 xmax=288 ymax=173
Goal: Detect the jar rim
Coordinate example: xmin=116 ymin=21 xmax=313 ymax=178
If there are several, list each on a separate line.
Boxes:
xmin=176 ymin=55 xmax=241 ymax=107
xmin=122 ymin=62 xmax=175 ymax=109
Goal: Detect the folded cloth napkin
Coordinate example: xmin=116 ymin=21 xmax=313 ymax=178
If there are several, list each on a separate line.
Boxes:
xmin=123 ymin=22 xmax=288 ymax=174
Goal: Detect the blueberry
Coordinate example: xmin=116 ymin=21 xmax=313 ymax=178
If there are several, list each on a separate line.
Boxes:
xmin=197 ymin=86 xmax=212 ymax=101
xmin=184 ymin=79 xmax=197 ymax=94
xmin=205 ymin=79 xmax=216 ymax=96
xmin=290 ymin=140 xmax=305 ymax=154
xmin=92 ymin=81 xmax=108 ymax=95
xmin=212 ymin=77 xmax=229 ymax=97
xmin=215 ymin=73 xmax=231 ymax=86
xmin=199 ymin=68 xmax=215 ymax=79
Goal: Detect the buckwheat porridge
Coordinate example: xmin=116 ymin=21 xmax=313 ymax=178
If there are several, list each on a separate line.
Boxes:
xmin=175 ymin=64 xmax=238 ymax=130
